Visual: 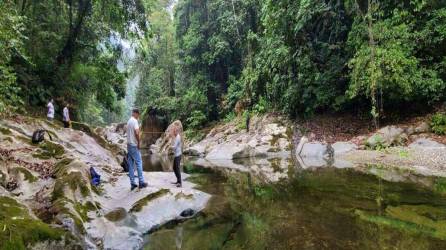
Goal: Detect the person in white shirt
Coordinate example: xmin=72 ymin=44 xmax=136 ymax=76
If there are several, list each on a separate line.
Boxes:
xmin=47 ymin=99 xmax=55 ymax=121
xmin=127 ymin=108 xmax=148 ymax=190
xmin=63 ymin=104 xmax=71 ymax=128
xmin=171 ymin=126 xmax=182 ymax=187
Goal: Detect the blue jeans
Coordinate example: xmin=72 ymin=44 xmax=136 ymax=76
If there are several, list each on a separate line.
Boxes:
xmin=127 ymin=144 xmax=145 ymax=185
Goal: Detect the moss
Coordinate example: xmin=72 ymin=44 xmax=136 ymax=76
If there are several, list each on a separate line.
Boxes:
xmin=285 ymin=126 xmax=293 ymax=139
xmin=270 ymin=134 xmax=285 ymax=146
xmin=104 ymin=208 xmax=127 ymax=222
xmin=175 ymin=192 xmax=194 ymax=200
xmin=266 ymin=147 xmax=280 ymax=153
xmin=53 ymin=158 xmax=74 ymax=177
xmin=2 ymin=137 xmax=13 ymax=143
xmin=0 ymin=196 xmax=65 ymax=250
xmin=355 ymin=206 xmax=446 ymax=240
xmin=267 ymin=158 xmax=282 ymax=172
xmin=73 ymin=201 xmax=96 ymax=222
xmin=33 ymin=141 xmax=65 ymax=159
xmin=434 ymin=178 xmax=446 ymax=195
xmin=130 ymin=189 xmax=170 ymax=213
xmin=16 ymin=136 xmax=32 ymax=145
xmin=0 ymin=127 xmax=12 ymax=135
xmin=52 ymin=171 xmax=90 ymax=201
xmin=50 ymin=198 xmax=87 ymax=235
xmin=10 ymin=167 xmax=38 ymax=183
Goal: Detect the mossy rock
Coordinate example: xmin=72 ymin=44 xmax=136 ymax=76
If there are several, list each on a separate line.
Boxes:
xmin=104 ymin=208 xmax=127 ymax=222
xmin=2 ymin=137 xmax=13 ymax=143
xmin=50 ymin=199 xmax=87 ymax=235
xmin=33 ymin=141 xmax=65 ymax=159
xmin=0 ymin=127 xmax=12 ymax=135
xmin=71 ymin=122 xmax=120 ymax=154
xmin=130 ymin=189 xmax=170 ymax=213
xmin=17 ymin=135 xmax=33 ymax=145
xmin=52 ymin=171 xmax=91 ymax=201
xmin=0 ymin=196 xmax=68 ymax=250
xmin=52 ymin=158 xmax=74 ymax=177
xmin=10 ymin=167 xmax=38 ymax=183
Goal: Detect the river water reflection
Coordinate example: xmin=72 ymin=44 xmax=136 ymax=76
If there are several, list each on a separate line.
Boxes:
xmin=143 ymin=155 xmax=446 ymax=250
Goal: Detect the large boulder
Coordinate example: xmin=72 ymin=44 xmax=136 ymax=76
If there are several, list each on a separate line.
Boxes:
xmin=183 ymin=144 xmax=206 ymax=157
xmin=332 ymin=142 xmax=357 ymax=155
xmin=366 ymin=126 xmax=408 ymax=148
xmin=415 ymin=122 xmax=430 ymax=134
xmin=299 ymin=142 xmax=331 ymax=158
xmin=152 ymin=120 xmax=183 ymax=155
xmin=205 ymin=142 xmax=254 ymax=160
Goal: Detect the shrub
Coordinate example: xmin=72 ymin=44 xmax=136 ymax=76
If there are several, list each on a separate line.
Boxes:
xmin=431 ymin=113 xmax=446 ymax=135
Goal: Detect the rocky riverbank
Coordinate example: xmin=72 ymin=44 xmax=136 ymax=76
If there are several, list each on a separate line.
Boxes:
xmin=0 ymin=116 xmax=209 ymax=249
xmin=181 ymin=113 xmax=446 ymax=179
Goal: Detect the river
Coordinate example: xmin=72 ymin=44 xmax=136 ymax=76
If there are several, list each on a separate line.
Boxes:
xmin=141 ymin=153 xmax=446 ymax=250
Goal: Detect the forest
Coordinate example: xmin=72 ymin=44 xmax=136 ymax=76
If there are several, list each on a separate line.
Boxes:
xmin=1 ymin=0 xmax=446 ymax=129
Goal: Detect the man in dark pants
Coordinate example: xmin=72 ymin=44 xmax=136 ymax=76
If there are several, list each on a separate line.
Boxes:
xmin=171 ymin=127 xmax=182 ymax=187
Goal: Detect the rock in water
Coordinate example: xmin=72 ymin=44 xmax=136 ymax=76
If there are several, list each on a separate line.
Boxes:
xmin=299 ymin=142 xmax=330 ymax=158
xmin=180 ymin=208 xmax=195 ymax=217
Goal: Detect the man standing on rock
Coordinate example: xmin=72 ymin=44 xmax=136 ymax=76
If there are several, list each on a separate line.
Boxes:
xmin=171 ymin=126 xmax=182 ymax=188
xmin=47 ymin=99 xmax=54 ymax=121
xmin=63 ymin=104 xmax=71 ymax=128
xmin=127 ymin=108 xmax=148 ymax=190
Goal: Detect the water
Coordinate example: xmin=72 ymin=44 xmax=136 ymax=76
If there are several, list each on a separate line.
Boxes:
xmin=143 ymin=156 xmax=446 ymax=250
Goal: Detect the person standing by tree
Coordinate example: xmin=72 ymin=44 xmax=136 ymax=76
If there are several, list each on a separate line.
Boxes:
xmin=171 ymin=126 xmax=183 ymax=188
xmin=62 ymin=104 xmax=71 ymax=128
xmin=127 ymin=108 xmax=148 ymax=191
xmin=47 ymin=99 xmax=55 ymax=121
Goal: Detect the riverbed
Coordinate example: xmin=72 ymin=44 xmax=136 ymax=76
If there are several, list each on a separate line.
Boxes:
xmin=141 ymin=153 xmax=446 ymax=250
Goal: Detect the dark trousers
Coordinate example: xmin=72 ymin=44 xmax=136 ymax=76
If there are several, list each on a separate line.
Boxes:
xmin=63 ymin=121 xmax=70 ymax=128
xmin=173 ymin=156 xmax=182 ymax=184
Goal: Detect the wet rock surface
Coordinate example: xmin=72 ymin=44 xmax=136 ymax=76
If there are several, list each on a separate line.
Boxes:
xmin=0 ymin=116 xmax=210 ymax=249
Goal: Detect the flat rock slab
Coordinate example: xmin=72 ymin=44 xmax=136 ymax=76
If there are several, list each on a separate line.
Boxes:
xmin=85 ymin=172 xmax=211 ymax=250
xmin=409 ymin=138 xmax=446 ymax=149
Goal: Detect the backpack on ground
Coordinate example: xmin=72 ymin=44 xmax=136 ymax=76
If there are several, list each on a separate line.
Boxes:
xmin=89 ymin=167 xmax=101 ymax=186
xmin=121 ymin=153 xmax=129 ymax=172
xmin=31 ymin=129 xmax=53 ymax=144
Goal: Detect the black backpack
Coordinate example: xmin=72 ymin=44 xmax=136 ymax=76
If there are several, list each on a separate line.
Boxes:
xmin=121 ymin=153 xmax=129 ymax=172
xmin=32 ymin=129 xmax=53 ymax=144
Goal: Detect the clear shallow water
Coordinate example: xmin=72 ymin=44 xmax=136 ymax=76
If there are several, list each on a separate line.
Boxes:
xmin=143 ymin=156 xmax=446 ymax=250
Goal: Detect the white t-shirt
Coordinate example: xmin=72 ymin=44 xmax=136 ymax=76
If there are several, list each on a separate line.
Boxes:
xmin=47 ymin=102 xmax=54 ymax=118
xmin=127 ymin=116 xmax=139 ymax=146
xmin=173 ymin=134 xmax=182 ymax=157
xmin=63 ymin=107 xmax=70 ymax=121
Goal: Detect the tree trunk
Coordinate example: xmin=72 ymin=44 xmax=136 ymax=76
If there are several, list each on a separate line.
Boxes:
xmin=56 ymin=0 xmax=91 ymax=66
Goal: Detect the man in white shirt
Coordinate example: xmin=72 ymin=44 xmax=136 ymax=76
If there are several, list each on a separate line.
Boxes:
xmin=171 ymin=126 xmax=182 ymax=188
xmin=47 ymin=99 xmax=55 ymax=121
xmin=127 ymin=108 xmax=148 ymax=190
xmin=63 ymin=104 xmax=71 ymax=128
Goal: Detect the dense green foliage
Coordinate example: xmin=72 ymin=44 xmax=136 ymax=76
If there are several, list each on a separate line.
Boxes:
xmin=0 ymin=0 xmax=154 ymax=124
xmin=431 ymin=113 xmax=446 ymax=135
xmin=2 ymin=0 xmax=446 ymax=127
xmin=134 ymin=0 xmax=446 ymax=129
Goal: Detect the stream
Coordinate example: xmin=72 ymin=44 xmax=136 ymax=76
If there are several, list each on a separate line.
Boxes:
xmin=141 ymin=153 xmax=446 ymax=250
